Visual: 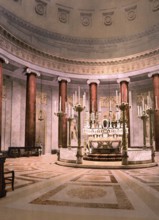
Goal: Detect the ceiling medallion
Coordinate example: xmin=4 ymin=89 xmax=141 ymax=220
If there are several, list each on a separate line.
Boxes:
xmin=127 ymin=10 xmax=136 ymax=21
xmin=35 ymin=0 xmax=47 ymax=16
xmin=58 ymin=8 xmax=70 ymax=23
xmin=153 ymin=0 xmax=159 ymax=11
xmin=103 ymin=12 xmax=114 ymax=26
xmin=80 ymin=13 xmax=92 ymax=26
xmin=125 ymin=5 xmax=137 ymax=21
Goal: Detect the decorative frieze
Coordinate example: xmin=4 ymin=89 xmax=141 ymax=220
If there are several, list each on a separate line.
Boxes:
xmin=35 ymin=0 xmax=47 ymax=16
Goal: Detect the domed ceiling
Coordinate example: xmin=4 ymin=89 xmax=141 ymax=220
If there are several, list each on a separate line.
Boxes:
xmin=0 ymin=0 xmax=159 ymax=78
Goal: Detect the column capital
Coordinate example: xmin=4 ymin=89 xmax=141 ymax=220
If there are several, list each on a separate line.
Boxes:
xmin=117 ymin=77 xmax=130 ymax=84
xmin=148 ymin=71 xmax=159 ymax=78
xmin=87 ymin=79 xmax=100 ymax=85
xmin=25 ymin=68 xmax=40 ymax=77
xmin=58 ymin=77 xmax=71 ymax=83
xmin=0 ymin=55 xmax=9 ymax=64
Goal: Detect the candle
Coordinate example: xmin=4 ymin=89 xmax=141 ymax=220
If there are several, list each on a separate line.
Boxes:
xmin=59 ymin=96 xmax=61 ymax=112
xmin=71 ymin=107 xmax=74 ymax=118
xmin=99 ymin=100 xmax=101 ymax=112
xmin=116 ymin=90 xmax=118 ymax=104
xmin=73 ymin=94 xmax=75 ymax=106
xmin=119 ymin=92 xmax=121 ymax=105
xmin=78 ymin=86 xmax=80 ymax=104
xmin=129 ymin=91 xmax=132 ymax=106
xmin=137 ymin=105 xmax=139 ymax=116
xmin=83 ymin=92 xmax=86 ymax=107
xmin=55 ymin=101 xmax=57 ymax=113
xmin=155 ymin=96 xmax=158 ymax=110
xmin=116 ymin=112 xmax=118 ymax=121
xmin=75 ymin=91 xmax=77 ymax=105
xmin=139 ymin=106 xmax=142 ymax=116
xmin=142 ymin=98 xmax=144 ymax=111
xmin=69 ymin=104 xmax=71 ymax=117
xmin=109 ymin=100 xmax=112 ymax=111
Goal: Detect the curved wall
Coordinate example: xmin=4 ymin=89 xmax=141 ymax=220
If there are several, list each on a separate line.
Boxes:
xmin=0 ymin=0 xmax=159 ymax=62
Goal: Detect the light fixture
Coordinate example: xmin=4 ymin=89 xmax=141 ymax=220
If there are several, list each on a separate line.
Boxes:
xmin=38 ymin=75 xmax=44 ymax=121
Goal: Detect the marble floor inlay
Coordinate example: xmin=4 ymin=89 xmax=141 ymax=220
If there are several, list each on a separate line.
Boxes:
xmin=0 ymin=154 xmax=159 ymax=220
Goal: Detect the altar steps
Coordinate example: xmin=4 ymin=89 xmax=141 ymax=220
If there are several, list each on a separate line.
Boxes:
xmin=83 ymin=153 xmax=122 ymax=161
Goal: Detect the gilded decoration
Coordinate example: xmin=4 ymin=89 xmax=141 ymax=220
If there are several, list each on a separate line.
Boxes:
xmin=36 ymin=92 xmax=47 ymax=105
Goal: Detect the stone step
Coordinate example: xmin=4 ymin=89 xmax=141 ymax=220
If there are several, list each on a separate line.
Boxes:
xmin=86 ymin=154 xmax=122 ymax=158
xmin=83 ymin=153 xmax=122 ymax=161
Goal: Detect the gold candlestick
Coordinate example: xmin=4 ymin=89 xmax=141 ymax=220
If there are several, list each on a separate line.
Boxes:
xmin=139 ymin=111 xmax=148 ymax=148
xmin=67 ymin=117 xmax=74 ymax=149
xmin=119 ymin=102 xmax=129 ymax=165
xmin=73 ymin=104 xmax=85 ymax=164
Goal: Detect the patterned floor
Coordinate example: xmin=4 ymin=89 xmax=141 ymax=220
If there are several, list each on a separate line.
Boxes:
xmin=0 ymin=153 xmax=159 ymax=220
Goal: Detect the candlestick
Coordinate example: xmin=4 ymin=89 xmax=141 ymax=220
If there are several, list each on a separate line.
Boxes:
xmin=109 ymin=100 xmax=112 ymax=112
xmin=116 ymin=90 xmax=118 ymax=105
xmin=73 ymin=94 xmax=75 ymax=106
xmin=78 ymin=86 xmax=80 ymax=104
xmin=73 ymin=104 xmax=85 ymax=164
xmin=155 ymin=96 xmax=158 ymax=110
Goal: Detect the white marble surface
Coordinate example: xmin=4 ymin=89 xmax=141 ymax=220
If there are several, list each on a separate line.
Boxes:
xmin=128 ymin=149 xmax=152 ymax=161
xmin=60 ymin=148 xmax=77 ymax=161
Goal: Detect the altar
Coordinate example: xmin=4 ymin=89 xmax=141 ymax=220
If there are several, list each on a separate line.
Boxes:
xmin=87 ymin=137 xmax=122 ymax=154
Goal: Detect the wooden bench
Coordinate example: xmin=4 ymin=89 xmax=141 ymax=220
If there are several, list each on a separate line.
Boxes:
xmin=8 ymin=147 xmax=42 ymax=158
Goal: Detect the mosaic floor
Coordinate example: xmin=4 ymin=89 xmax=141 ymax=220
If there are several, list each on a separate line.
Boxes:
xmin=0 ymin=153 xmax=159 ymax=220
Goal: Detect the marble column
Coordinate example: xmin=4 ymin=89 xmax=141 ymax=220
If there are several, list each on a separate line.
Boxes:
xmin=87 ymin=79 xmax=100 ymax=113
xmin=58 ymin=77 xmax=71 ymax=148
xmin=117 ymin=78 xmax=130 ymax=147
xmin=25 ymin=68 xmax=40 ymax=148
xmin=148 ymin=72 xmax=159 ymax=151
xmin=0 ymin=56 xmax=9 ymax=152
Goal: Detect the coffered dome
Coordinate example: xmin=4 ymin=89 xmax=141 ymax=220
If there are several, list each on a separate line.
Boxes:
xmin=0 ymin=0 xmax=159 ymax=78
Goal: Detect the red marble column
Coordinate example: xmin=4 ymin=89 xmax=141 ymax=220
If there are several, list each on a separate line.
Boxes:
xmin=149 ymin=73 xmax=159 ymax=151
xmin=58 ymin=77 xmax=70 ymax=148
xmin=117 ymin=78 xmax=130 ymax=147
xmin=87 ymin=80 xmax=100 ymax=114
xmin=25 ymin=69 xmax=39 ymax=148
xmin=0 ymin=56 xmax=9 ymax=152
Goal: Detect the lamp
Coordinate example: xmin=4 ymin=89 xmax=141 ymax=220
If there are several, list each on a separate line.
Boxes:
xmin=38 ymin=75 xmax=44 ymax=121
